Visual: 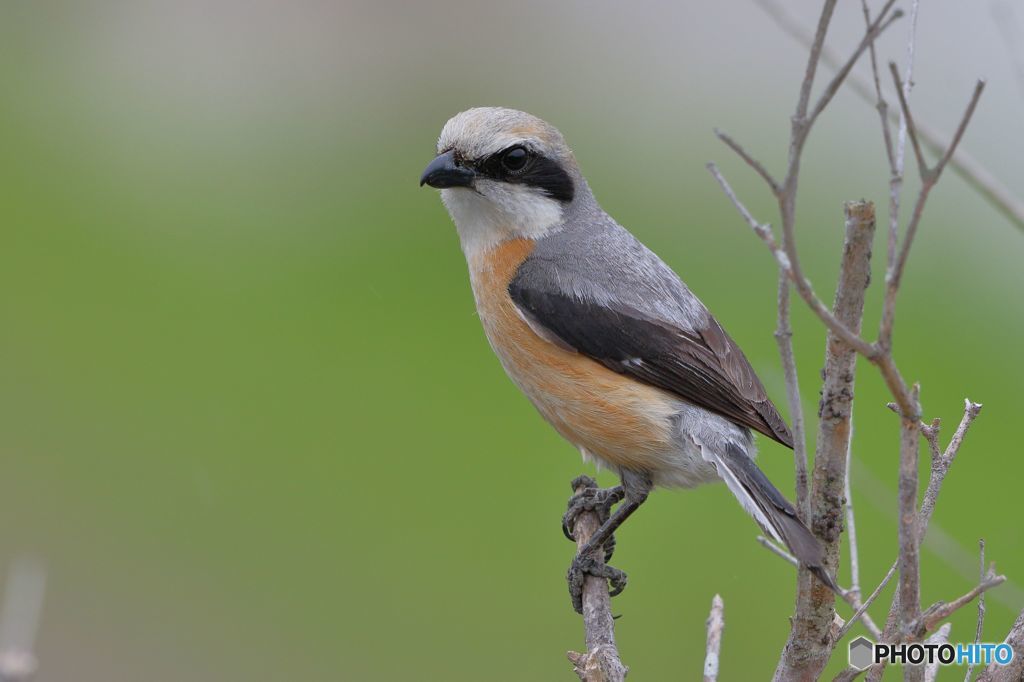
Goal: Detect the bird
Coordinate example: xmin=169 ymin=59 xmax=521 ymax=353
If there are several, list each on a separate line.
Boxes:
xmin=419 ymin=107 xmax=837 ymax=611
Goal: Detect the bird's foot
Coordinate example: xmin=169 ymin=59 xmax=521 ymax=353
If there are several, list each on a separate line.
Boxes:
xmin=562 ymin=476 xmax=624 ymax=561
xmin=567 ymin=552 xmax=628 ymax=614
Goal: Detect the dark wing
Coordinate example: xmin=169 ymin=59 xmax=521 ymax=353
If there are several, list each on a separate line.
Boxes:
xmin=508 ymin=276 xmax=794 ymax=448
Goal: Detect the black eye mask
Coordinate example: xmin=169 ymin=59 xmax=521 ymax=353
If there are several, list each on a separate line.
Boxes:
xmin=477 ymin=146 xmax=575 ymax=203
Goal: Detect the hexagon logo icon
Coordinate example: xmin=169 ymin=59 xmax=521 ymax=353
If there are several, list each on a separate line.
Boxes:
xmin=849 ymin=636 xmax=874 ymax=670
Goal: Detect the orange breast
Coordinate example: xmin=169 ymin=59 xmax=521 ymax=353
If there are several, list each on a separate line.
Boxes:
xmin=468 ymin=238 xmax=677 ymax=472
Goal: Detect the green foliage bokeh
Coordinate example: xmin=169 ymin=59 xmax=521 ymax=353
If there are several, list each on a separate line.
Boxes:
xmin=1 ymin=2 xmax=1021 ymax=680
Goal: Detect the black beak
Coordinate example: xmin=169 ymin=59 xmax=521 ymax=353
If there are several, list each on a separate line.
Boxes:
xmin=419 ymin=150 xmax=475 ymax=189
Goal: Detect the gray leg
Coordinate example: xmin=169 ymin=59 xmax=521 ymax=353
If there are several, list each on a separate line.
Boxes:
xmin=565 ymin=470 xmax=652 ymax=614
xmin=562 ymin=475 xmax=624 ymax=555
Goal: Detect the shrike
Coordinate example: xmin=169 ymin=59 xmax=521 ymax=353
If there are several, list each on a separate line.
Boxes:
xmin=420 ymin=107 xmax=836 ymax=611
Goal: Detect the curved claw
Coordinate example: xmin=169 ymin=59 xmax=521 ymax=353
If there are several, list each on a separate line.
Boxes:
xmin=562 ymin=485 xmax=624 ymax=541
xmin=567 ymin=554 xmax=629 ymax=614
xmin=562 ymin=512 xmax=578 ymax=542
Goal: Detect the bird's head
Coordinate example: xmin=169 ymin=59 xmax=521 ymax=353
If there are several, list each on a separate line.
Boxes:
xmin=420 ymin=107 xmax=582 ymax=254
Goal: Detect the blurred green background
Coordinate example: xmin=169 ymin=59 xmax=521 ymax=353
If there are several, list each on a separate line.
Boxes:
xmin=1 ymin=1 xmax=1022 ymax=679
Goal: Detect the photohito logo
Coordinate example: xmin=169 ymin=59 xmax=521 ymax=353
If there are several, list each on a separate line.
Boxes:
xmin=848 ymin=636 xmax=1014 ymax=670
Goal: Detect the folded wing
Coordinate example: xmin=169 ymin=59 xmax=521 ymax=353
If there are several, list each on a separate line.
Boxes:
xmin=509 ymin=248 xmax=794 ymax=448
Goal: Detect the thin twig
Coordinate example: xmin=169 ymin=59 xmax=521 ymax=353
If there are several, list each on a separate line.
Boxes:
xmin=909 ymin=573 xmax=1006 ymax=639
xmin=924 ymin=623 xmax=952 ymax=682
xmin=706 ymin=163 xmax=784 ymax=261
xmin=872 ymin=399 xmax=983 ymax=682
xmin=793 ymin=0 xmax=838 ymax=123
xmin=757 ymin=534 xmax=885 ymax=641
xmin=753 ymin=0 xmax=1024 ymax=232
xmin=845 ymin=436 xmax=861 ymax=601
xmin=860 ymin=0 xmax=896 ymax=172
xmin=918 ymin=400 xmax=984 ymax=537
xmin=0 ymin=557 xmax=46 ymax=682
xmin=772 ymin=0 xmax=898 ymax=364
xmin=705 ymin=161 xmax=816 ymax=519
xmin=965 ymin=539 xmax=987 ymax=682
xmin=887 ymin=62 xmax=928 ymax=181
xmin=833 ymin=667 xmax=863 ymax=682
xmin=978 ymin=608 xmax=1024 ymax=681
xmin=896 ymin=382 xmax=922 ymax=655
xmin=919 ymin=417 xmax=943 ymax=463
xmin=777 ymin=270 xmax=810 ymax=521
xmin=805 ymin=1 xmax=903 ymax=128
xmin=758 ymin=535 xmax=798 ymax=567
xmin=879 ymin=71 xmax=986 ymax=352
xmin=709 ymin=5 xmax=1002 ymax=682
xmin=859 ymin=574 xmax=1005 ymax=682
xmin=860 ymin=0 xmax=903 ymax=286
xmin=707 ymin=163 xmax=876 ymax=360
xmin=703 ymin=595 xmax=725 ymax=682
xmin=714 ymin=129 xmax=780 ymax=196
xmin=897 ymin=0 xmax=922 ymax=183
xmin=836 ymin=560 xmax=898 ymax=641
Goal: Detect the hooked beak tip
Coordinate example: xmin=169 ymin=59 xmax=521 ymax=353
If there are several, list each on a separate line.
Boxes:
xmin=420 ymin=150 xmax=475 ymax=189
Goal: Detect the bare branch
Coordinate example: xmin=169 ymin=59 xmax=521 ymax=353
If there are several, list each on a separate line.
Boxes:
xmin=918 ymin=400 xmax=983 ymax=537
xmin=861 ymin=574 xmax=1005 ymax=682
xmin=909 ymin=572 xmax=1006 ymax=639
xmin=757 ymin=533 xmax=885 ymax=641
xmin=793 ymin=0 xmax=838 ymax=122
xmin=880 ymin=67 xmax=988 ymax=362
xmin=758 ymin=535 xmax=798 ymax=567
xmin=832 ymin=666 xmax=863 ymax=682
xmin=805 ymin=1 xmax=903 ymax=128
xmin=860 ymin=0 xmax=896 ymax=171
xmin=872 ymin=399 xmax=983 ymax=682
xmin=773 ymin=202 xmax=876 ymax=681
xmin=706 ymin=163 xmax=784 ymax=261
xmin=978 ymin=608 xmax=1024 ymax=681
xmin=933 ymin=80 xmax=987 ymax=178
xmin=776 ymin=271 xmax=810 ymax=520
xmin=754 ymin=0 xmax=1024 ymax=232
xmin=860 ymin=0 xmax=904 ymax=274
xmin=710 ymin=5 xmax=1003 ymax=682
xmin=0 ymin=557 xmax=46 ymax=682
xmin=894 ymin=0 xmax=921 ymax=211
xmin=923 ymin=623 xmax=952 ymax=682
xmin=707 ymin=163 xmax=877 ymax=360
xmin=919 ymin=417 xmax=943 ymax=462
xmin=703 ymin=595 xmax=725 ymax=682
xmin=714 ymin=129 xmax=780 ymax=195
xmin=844 ymin=436 xmax=861 ymax=601
xmin=836 ymin=560 xmax=897 ymax=641
xmin=965 ymin=540 xmax=987 ymax=682
xmin=943 ymin=399 xmax=985 ymax=465
xmin=776 ymin=222 xmax=877 ymax=358
xmin=887 ymin=62 xmax=928 ymax=182
xmin=897 ymin=383 xmax=922 ymax=648
xmin=566 ymin=478 xmax=628 ymax=682
xmin=874 ymin=67 xmax=985 ymax=358
xmin=705 ymin=162 xmax=824 ymax=516
xmin=811 ymin=199 xmax=875 ymax=573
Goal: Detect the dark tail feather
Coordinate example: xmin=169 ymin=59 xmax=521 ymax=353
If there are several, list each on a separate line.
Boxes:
xmin=710 ymin=442 xmax=841 ymax=594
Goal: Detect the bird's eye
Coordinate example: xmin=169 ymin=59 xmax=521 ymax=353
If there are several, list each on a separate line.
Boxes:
xmin=501 ymin=146 xmax=530 ymax=172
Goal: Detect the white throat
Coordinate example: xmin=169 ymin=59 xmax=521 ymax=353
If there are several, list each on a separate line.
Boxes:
xmin=441 ymin=182 xmax=564 ymax=258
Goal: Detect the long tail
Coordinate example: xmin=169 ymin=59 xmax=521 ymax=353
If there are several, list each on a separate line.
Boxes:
xmin=706 ymin=442 xmax=840 ymax=593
